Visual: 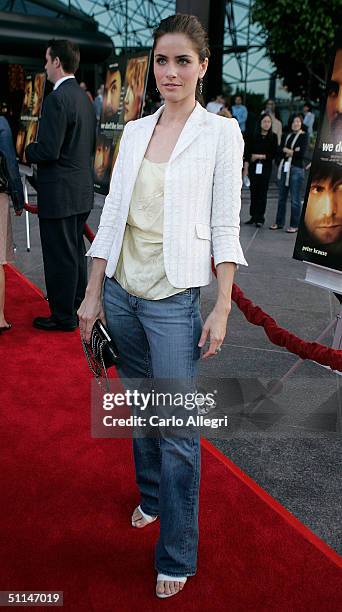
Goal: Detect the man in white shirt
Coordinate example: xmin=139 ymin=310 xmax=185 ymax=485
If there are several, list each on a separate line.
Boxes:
xmin=206 ymin=94 xmax=225 ymax=114
xmin=25 ymin=39 xmax=96 ymax=331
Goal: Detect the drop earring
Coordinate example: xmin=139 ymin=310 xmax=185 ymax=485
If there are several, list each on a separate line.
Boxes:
xmin=199 ymin=78 xmax=203 ymax=95
xmin=156 ymin=86 xmax=159 ymax=93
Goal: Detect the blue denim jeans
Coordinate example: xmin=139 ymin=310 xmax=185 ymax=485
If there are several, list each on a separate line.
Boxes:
xmin=103 ymin=277 xmax=203 ymax=577
xmin=275 ymin=165 xmax=304 ymax=228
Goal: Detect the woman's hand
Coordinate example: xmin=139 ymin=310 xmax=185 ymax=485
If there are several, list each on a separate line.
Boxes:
xmin=77 ymin=292 xmax=106 ymax=343
xmin=198 ymin=303 xmax=231 ymax=359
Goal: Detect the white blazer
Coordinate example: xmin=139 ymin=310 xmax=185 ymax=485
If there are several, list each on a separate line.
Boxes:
xmin=87 ymin=102 xmax=248 ymax=287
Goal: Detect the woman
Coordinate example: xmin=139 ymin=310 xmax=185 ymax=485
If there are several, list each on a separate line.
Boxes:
xmin=270 ymin=113 xmax=308 ymax=233
xmin=0 ymin=116 xmax=24 ymax=331
xmin=243 ymin=112 xmax=278 ymax=226
xmin=78 ymin=13 xmax=247 ymax=599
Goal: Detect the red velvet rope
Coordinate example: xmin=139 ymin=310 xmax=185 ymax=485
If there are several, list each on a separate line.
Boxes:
xmin=212 ymin=260 xmax=342 ymax=372
xmin=24 ymin=203 xmax=38 ymax=214
xmin=24 ymin=203 xmax=342 ymax=372
xmin=24 ymin=203 xmax=94 ymax=243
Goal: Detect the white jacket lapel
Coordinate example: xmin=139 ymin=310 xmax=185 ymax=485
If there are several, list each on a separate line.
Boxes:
xmin=124 ymin=102 xmax=208 ymax=205
xmin=123 ymin=106 xmax=163 ymax=206
xmin=169 ymin=102 xmax=208 ymax=163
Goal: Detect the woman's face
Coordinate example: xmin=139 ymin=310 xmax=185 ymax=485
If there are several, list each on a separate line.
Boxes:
xmin=291 ymin=116 xmax=302 ymax=131
xmin=261 ymin=115 xmax=272 ymax=132
xmin=153 ymin=33 xmax=208 ymax=104
xmin=123 ymin=85 xmax=140 ymax=122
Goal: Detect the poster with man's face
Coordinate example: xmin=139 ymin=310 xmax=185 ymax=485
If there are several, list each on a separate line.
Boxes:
xmin=101 ymin=64 xmax=123 ymax=123
xmin=319 ymin=48 xmax=342 ymax=152
xmin=294 ymin=43 xmax=342 ymax=271
xmin=94 ymin=52 xmax=150 ymax=195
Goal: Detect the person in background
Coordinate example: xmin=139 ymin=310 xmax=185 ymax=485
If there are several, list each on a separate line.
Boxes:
xmin=217 ymin=96 xmax=232 ymax=118
xmin=217 ymin=107 xmax=232 ymax=119
xmin=232 ymin=94 xmax=248 ymax=134
xmin=0 ymin=116 xmax=24 ymax=331
xmin=303 ymin=102 xmax=315 ymax=138
xmin=80 ymin=81 xmax=93 ymax=103
xmin=270 ymin=113 xmax=308 ymax=233
xmin=264 ymin=99 xmax=282 ymax=145
xmin=25 ymin=39 xmax=96 ymax=331
xmin=206 ymin=93 xmax=224 ymax=113
xmin=243 ymin=113 xmax=278 ymax=227
xmin=94 ymin=84 xmax=104 ymax=123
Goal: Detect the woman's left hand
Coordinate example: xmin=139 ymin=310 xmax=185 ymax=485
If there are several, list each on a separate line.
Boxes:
xmin=198 ymin=303 xmax=231 ymax=359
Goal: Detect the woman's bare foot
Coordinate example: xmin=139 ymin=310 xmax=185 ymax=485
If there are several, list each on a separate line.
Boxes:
xmin=131 ymin=505 xmax=158 ymax=528
xmin=156 ymin=575 xmax=187 ymax=598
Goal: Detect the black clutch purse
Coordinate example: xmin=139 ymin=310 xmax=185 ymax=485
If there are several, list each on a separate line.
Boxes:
xmin=81 ymin=319 xmax=120 ymax=388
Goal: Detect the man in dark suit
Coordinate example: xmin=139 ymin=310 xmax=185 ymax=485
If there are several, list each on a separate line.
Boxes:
xmin=26 ymin=39 xmax=96 ymax=331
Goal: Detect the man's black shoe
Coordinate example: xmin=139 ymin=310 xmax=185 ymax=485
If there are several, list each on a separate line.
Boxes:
xmin=244 ymin=218 xmax=255 ymax=225
xmin=33 ymin=316 xmax=78 ymax=331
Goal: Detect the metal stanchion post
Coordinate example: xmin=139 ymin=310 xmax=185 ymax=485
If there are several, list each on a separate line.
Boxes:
xmin=22 ymin=174 xmax=31 ymax=252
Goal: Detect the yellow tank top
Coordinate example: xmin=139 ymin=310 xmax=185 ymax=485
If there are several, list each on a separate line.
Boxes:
xmin=114 ymin=157 xmax=187 ymax=299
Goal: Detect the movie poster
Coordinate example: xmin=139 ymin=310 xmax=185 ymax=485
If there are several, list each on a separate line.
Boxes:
xmin=94 ymin=52 xmax=150 ymax=195
xmin=294 ymin=43 xmax=342 ymax=272
xmin=16 ymin=73 xmax=46 ymax=164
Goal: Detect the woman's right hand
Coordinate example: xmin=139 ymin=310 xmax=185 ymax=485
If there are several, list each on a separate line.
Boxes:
xmin=77 ymin=292 xmax=106 ymax=343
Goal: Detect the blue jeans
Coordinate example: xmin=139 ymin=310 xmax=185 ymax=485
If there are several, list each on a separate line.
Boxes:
xmin=275 ymin=165 xmax=304 ymax=228
xmin=103 ymin=277 xmax=203 ymax=577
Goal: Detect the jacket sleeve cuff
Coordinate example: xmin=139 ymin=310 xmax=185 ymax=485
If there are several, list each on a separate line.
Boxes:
xmin=86 ymin=227 xmax=114 ymax=261
xmin=212 ymin=233 xmax=248 ymax=267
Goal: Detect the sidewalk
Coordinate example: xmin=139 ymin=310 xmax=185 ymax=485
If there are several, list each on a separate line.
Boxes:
xmin=11 ymin=181 xmax=342 ymax=556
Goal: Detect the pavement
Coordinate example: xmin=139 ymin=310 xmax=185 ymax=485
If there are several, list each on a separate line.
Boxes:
xmin=11 ymin=179 xmax=342 ymax=556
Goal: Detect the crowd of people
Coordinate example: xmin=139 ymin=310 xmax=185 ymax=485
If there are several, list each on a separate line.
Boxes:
xmin=206 ymin=92 xmax=312 ymax=232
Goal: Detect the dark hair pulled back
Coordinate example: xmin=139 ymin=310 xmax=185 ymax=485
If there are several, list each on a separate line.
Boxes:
xmin=152 ymin=14 xmax=210 ymax=102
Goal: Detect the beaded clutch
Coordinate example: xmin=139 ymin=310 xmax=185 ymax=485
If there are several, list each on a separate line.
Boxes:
xmin=81 ymin=319 xmax=120 ymax=388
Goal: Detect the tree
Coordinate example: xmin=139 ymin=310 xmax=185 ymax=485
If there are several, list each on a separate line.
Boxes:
xmin=251 ymin=0 xmax=342 ymax=100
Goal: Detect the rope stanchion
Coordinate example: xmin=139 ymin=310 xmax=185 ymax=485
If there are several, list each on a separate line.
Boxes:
xmin=211 ymin=259 xmax=342 ymax=372
xmin=24 ymin=203 xmax=38 ymax=214
xmin=84 ymin=224 xmax=95 ymax=243
xmin=24 ymin=202 xmax=94 ymax=246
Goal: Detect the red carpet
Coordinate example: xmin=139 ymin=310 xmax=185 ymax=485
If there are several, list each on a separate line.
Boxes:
xmin=1 ymin=264 xmax=341 ymax=611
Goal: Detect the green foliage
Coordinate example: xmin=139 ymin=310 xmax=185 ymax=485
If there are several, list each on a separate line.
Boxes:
xmin=251 ymin=0 xmax=341 ymax=98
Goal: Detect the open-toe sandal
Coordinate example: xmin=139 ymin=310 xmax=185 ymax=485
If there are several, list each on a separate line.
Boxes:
xmin=131 ymin=505 xmax=158 ymax=528
xmin=156 ymin=574 xmax=187 ymax=599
